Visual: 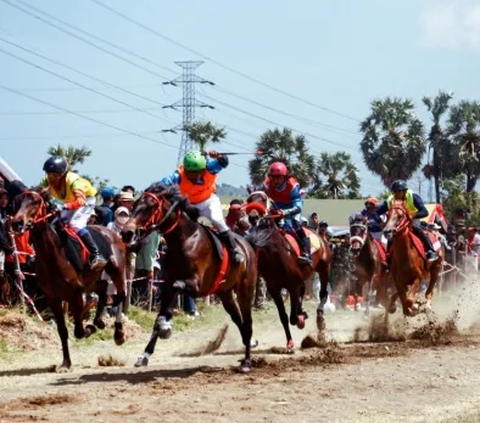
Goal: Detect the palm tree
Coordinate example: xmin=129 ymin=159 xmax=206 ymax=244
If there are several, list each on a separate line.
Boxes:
xmin=311 ymin=152 xmax=361 ymax=199
xmin=184 ymin=121 xmax=226 ymax=153
xmin=47 ymin=144 xmax=92 ymax=172
xmin=248 ymin=128 xmax=316 ymax=188
xmin=360 ymin=97 xmax=426 ymax=188
xmin=447 ymin=101 xmax=480 ymax=193
xmin=422 ymin=91 xmax=454 ymax=203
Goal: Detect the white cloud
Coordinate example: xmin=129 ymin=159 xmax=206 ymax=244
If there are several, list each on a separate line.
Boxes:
xmin=419 ymin=1 xmax=480 ymax=50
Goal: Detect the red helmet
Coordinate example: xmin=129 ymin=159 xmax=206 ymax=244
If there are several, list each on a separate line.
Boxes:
xmin=268 ymin=162 xmax=287 ymax=176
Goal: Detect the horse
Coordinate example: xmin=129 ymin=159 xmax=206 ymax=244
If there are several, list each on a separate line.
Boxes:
xmin=10 ymin=188 xmax=126 ymax=371
xmin=245 ymin=201 xmax=331 ymax=348
xmin=121 ymin=183 xmax=258 ymax=372
xmin=349 ymin=215 xmax=389 ymax=316
xmin=383 ymin=200 xmax=443 ymax=316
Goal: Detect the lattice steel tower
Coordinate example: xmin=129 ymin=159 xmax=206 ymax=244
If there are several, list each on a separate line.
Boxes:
xmin=162 ymin=61 xmax=214 ymax=164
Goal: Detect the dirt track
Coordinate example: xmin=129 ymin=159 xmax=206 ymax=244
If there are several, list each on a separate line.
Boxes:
xmin=1 ymin=291 xmax=480 ymax=423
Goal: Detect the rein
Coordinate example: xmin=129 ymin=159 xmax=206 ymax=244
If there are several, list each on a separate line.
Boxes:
xmin=388 ymin=206 xmax=411 ymax=238
xmin=22 ymin=191 xmax=55 ymax=225
xmin=140 ymin=192 xmax=181 ymax=235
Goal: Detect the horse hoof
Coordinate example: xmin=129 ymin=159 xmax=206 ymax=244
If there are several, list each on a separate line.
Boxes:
xmin=85 ymin=324 xmax=97 ymax=337
xmin=134 ymin=356 xmax=149 ymax=367
xmin=55 ymin=364 xmax=71 ymax=373
xmin=303 ymin=311 xmax=309 ymax=319
xmin=316 ymin=311 xmax=325 ymax=331
xmin=387 ymin=306 xmax=397 ymax=314
xmin=159 ymin=328 xmax=172 ymax=340
xmin=250 ymin=339 xmax=259 ymax=349
xmin=286 ymin=340 xmax=294 ymax=350
xmin=239 ymin=359 xmax=252 ymax=373
xmin=297 ymin=315 xmax=306 ymax=329
xmin=114 ymin=332 xmax=125 ymax=346
xmin=93 ymin=318 xmax=106 ymax=330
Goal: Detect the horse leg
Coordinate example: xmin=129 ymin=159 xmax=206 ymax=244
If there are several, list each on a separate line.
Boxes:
xmin=387 ymin=292 xmax=399 ymax=314
xmin=406 ymin=276 xmax=422 ymax=314
xmin=49 ymin=297 xmax=72 ymax=371
xmin=135 ymin=284 xmax=176 ymax=367
xmin=316 ymin=265 xmax=329 ymax=331
xmin=424 ymin=264 xmax=441 ymax=312
xmin=218 ymin=289 xmax=253 ymax=372
xmin=71 ymin=291 xmax=96 ymax=339
xmin=93 ymin=279 xmax=108 ymax=330
xmin=107 ymin=266 xmax=126 ymax=346
xmin=271 ymin=289 xmax=294 ymax=349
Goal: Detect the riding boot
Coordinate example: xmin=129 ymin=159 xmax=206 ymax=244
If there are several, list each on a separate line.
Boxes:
xmin=79 ymin=230 xmax=107 ymax=270
xmin=415 ymin=227 xmax=439 ymax=262
xmin=218 ymin=230 xmax=245 ymax=264
xmin=295 ymin=228 xmax=313 ymax=267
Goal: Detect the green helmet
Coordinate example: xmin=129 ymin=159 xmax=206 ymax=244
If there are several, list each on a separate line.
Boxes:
xmin=183 ymin=150 xmax=206 ymax=172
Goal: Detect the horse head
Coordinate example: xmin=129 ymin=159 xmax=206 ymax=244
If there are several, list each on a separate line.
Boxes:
xmin=11 ymin=187 xmax=51 ymax=234
xmin=383 ymin=200 xmax=410 ymax=241
xmin=243 ymin=201 xmax=280 ymax=250
xmin=349 ymin=214 xmax=368 ymax=257
xmin=121 ymin=183 xmax=192 ymax=246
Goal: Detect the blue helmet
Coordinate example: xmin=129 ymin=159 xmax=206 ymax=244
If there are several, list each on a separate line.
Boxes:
xmin=100 ymin=186 xmax=117 ymax=199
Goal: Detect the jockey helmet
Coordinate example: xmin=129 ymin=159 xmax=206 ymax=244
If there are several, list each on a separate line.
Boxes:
xmin=391 ymin=180 xmax=408 ymax=192
xmin=43 ymin=155 xmax=68 ymax=174
xmin=365 ymin=197 xmax=379 ymax=206
xmin=100 ymin=186 xmax=117 ymax=199
xmin=268 ymin=162 xmax=288 ymax=176
xmin=184 ymin=150 xmax=206 ymax=172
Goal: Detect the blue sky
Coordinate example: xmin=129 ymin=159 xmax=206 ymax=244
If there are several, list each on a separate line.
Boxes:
xmin=1 ymin=0 xmax=479 ymax=197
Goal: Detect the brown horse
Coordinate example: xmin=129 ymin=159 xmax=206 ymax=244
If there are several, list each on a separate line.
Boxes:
xmin=245 ymin=201 xmax=331 ymax=348
xmin=349 ymin=216 xmax=389 ymax=315
xmin=11 ymin=188 xmax=126 ymax=370
xmin=121 ymin=183 xmax=258 ymax=372
xmin=383 ymin=200 xmax=443 ymax=316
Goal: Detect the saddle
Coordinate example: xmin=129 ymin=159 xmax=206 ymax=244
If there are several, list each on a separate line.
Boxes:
xmin=201 ymin=225 xmax=230 ymax=296
xmin=281 ymin=227 xmax=322 ymax=257
xmin=55 ymin=224 xmax=109 ymax=274
xmin=387 ymin=231 xmax=441 ymax=261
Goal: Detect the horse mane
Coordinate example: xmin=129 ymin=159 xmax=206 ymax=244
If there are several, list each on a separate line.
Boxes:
xmin=246 ymin=218 xmax=280 ymax=252
xmin=145 ymin=182 xmax=200 ymax=222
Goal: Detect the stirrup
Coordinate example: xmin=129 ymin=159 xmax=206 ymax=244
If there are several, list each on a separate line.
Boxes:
xmin=232 ymin=249 xmax=245 ymax=264
xmin=89 ymin=255 xmax=107 ymax=270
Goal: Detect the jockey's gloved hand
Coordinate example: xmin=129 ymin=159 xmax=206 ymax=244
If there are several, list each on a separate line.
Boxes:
xmin=50 ymin=199 xmax=66 ymax=213
xmin=208 ymin=150 xmax=220 ymax=158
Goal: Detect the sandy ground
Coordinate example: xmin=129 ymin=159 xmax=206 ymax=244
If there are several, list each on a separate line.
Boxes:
xmin=1 ymin=285 xmax=480 ymax=423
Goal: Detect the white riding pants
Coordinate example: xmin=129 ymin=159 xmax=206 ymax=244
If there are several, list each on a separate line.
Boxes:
xmin=192 ymin=194 xmax=229 ymax=233
xmin=60 ymin=197 xmax=96 ymax=233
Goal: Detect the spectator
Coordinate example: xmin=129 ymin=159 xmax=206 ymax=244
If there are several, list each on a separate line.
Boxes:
xmin=133 ymin=231 xmax=161 ymax=307
xmin=225 ymin=203 xmax=243 ymax=231
xmin=121 ymin=185 xmax=135 ymax=195
xmin=318 ymin=220 xmax=329 ymax=241
xmin=98 ymin=187 xmax=117 ymax=226
xmin=117 ymin=191 xmax=135 ymax=212
xmin=87 ymin=209 xmax=98 ymax=225
xmin=107 ymin=207 xmax=130 ymax=235
xmin=308 ymin=212 xmax=320 ymax=232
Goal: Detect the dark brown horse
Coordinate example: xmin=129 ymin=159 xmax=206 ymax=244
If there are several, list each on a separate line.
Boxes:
xmin=245 ymin=201 xmax=331 ymax=348
xmin=349 ymin=216 xmax=389 ymax=315
xmin=11 ymin=188 xmax=126 ymax=371
xmin=121 ymin=183 xmax=258 ymax=372
xmin=383 ymin=200 xmax=443 ymax=316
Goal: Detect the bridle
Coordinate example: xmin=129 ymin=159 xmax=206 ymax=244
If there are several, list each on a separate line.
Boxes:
xmin=386 ymin=204 xmax=411 ymax=238
xmin=18 ymin=190 xmax=54 ymax=227
xmin=138 ymin=192 xmax=181 ymax=235
xmin=350 ymin=222 xmax=368 ymax=249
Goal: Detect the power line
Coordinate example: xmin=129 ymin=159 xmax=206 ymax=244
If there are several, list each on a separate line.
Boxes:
xmin=211 ymin=85 xmax=359 ymax=138
xmin=0 ymin=35 xmax=170 ymax=109
xmin=0 ymin=83 xmax=179 ymax=149
xmin=0 ymin=46 xmax=174 ymax=124
xmin=2 ymin=0 xmax=360 ymax=146
xmin=0 ymin=107 xmax=166 ymax=116
xmin=0 ymin=0 xmax=171 ymax=81
xmin=199 ymin=92 xmax=360 ymax=153
xmin=88 ymin=0 xmax=361 ymax=123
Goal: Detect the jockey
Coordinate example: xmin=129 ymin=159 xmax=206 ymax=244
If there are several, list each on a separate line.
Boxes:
xmin=377 ymin=179 xmax=438 ymax=262
xmin=360 ymin=197 xmax=382 ymax=241
xmin=264 ymin=162 xmax=312 ymax=266
xmin=160 ymin=150 xmax=245 ymax=264
xmin=41 ymin=155 xmax=107 ymax=270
